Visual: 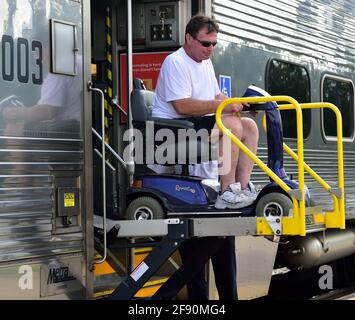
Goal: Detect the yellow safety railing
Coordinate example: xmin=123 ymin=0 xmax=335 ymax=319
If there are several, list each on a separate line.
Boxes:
xmin=215 ymin=97 xmax=345 ymax=236
xmin=277 ymin=103 xmax=345 ymax=229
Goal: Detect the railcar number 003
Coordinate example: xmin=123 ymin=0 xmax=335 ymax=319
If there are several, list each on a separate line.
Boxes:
xmin=1 ymin=34 xmax=43 ymax=85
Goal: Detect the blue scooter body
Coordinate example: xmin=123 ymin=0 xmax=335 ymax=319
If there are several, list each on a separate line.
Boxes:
xmin=141 ymin=175 xmax=208 ymax=206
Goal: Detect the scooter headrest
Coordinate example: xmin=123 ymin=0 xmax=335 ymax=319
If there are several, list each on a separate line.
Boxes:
xmin=242 ymin=85 xmax=278 ymax=111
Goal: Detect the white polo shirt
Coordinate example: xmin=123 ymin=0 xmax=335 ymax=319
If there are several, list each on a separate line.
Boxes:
xmin=152 ymin=47 xmax=220 ymax=180
xmin=152 ymin=47 xmax=220 ymax=119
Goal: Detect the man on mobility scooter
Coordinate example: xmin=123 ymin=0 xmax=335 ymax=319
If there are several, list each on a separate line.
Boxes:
xmin=127 ymin=13 xmax=311 ymax=300
xmin=128 ymin=14 xmax=262 ymax=300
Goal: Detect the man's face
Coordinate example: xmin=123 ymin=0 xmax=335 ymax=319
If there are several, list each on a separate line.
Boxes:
xmin=186 ymin=27 xmax=218 ymax=62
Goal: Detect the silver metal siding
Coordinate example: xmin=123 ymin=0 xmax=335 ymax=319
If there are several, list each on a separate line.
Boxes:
xmin=212 ymin=0 xmax=355 ymax=217
xmin=0 ymin=0 xmax=84 ymax=263
xmin=0 ymin=137 xmax=84 ymax=262
xmin=213 ymin=0 xmax=355 ymax=67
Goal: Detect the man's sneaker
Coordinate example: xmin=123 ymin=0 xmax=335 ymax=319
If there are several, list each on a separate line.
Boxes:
xmin=229 ymin=182 xmax=243 ymax=194
xmin=215 ymin=184 xmax=255 ymax=209
xmin=229 ymin=182 xmax=258 ymax=200
xmin=243 ymin=182 xmax=258 ymax=201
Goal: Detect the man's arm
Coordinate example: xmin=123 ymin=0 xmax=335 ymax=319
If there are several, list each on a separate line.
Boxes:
xmin=215 ymin=93 xmax=255 ymax=116
xmin=215 ymin=93 xmax=228 ymax=101
xmin=172 ymin=98 xmax=222 ymax=116
xmin=2 ymin=104 xmax=60 ymax=122
xmin=172 ymin=97 xmax=243 ymax=117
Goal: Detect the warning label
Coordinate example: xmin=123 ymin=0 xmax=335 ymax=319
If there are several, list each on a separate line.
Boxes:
xmin=64 ymin=193 xmax=75 ymax=207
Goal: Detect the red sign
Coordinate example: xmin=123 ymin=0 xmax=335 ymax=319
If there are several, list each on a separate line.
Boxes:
xmin=120 ymin=51 xmax=171 ymax=123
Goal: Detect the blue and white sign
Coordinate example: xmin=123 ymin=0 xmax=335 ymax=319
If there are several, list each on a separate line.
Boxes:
xmin=219 ymin=75 xmax=232 ymax=98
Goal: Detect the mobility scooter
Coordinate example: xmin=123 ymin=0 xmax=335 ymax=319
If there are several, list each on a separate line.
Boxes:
xmin=126 ymin=82 xmax=310 ymax=223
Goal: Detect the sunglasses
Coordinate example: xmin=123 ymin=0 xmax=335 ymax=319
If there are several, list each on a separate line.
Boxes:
xmin=193 ymin=36 xmax=217 ymax=48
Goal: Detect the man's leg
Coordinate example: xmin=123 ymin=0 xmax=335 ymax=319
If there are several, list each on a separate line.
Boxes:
xmin=210 ymin=115 xmax=243 ymax=192
xmin=212 ymin=115 xmax=258 ymax=209
xmin=235 ymin=118 xmax=259 ymax=188
xmin=211 ymin=236 xmax=237 ymax=300
xmin=179 ymin=238 xmax=208 ymax=300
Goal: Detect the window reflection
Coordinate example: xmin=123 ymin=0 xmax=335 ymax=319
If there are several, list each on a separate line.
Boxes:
xmin=323 ymin=77 xmax=354 ymax=139
xmin=266 ymin=59 xmax=311 ymax=139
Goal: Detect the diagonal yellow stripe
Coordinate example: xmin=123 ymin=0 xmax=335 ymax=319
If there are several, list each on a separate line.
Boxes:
xmin=143 ymin=277 xmax=169 ymax=288
xmin=107 ymin=69 xmax=112 ymax=81
xmin=107 ymin=34 xmax=111 ymax=46
xmin=107 ymin=54 xmax=112 ymax=63
xmin=135 ymin=248 xmax=153 ymax=254
xmin=106 ymin=16 xmax=111 ymax=28
xmin=108 ymin=87 xmax=113 ymax=98
xmin=105 ymin=117 xmax=109 ymax=128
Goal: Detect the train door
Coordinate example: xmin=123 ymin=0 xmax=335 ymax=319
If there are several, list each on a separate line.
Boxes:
xmin=0 ymin=0 xmax=93 ymax=299
xmin=90 ymin=0 xmax=212 ymax=298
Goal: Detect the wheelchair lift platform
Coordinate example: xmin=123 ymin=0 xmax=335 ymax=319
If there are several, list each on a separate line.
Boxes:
xmin=93 ymin=211 xmax=327 ymax=300
xmin=94 ymin=214 xmax=258 ymax=300
xmin=94 ymin=214 xmax=258 ymax=238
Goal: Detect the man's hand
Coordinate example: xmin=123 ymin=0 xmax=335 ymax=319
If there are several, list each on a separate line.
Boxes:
xmin=224 ymin=102 xmax=244 ymax=114
xmin=241 ymin=102 xmax=258 ymax=117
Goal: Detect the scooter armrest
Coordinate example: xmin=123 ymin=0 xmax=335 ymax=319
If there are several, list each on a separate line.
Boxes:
xmin=150 ymin=117 xmax=195 ymax=129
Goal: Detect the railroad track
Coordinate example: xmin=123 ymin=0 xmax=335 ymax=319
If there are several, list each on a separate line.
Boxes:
xmin=310 ymin=285 xmax=355 ymax=300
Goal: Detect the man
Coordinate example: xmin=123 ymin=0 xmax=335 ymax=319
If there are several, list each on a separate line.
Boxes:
xmin=153 ymin=15 xmax=259 ymax=209
xmin=152 ymin=14 xmax=259 ymax=300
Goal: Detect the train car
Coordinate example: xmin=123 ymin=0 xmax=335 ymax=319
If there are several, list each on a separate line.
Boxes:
xmin=0 ymin=0 xmax=93 ymax=299
xmin=2 ymin=0 xmax=355 ymax=300
xmin=211 ymin=0 xmax=355 ymax=216
xmin=209 ymin=0 xmax=355 ymax=298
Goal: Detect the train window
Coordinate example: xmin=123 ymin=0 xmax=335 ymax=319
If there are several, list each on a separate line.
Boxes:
xmin=322 ymin=76 xmax=354 ymax=141
xmin=266 ymin=59 xmax=311 ymax=139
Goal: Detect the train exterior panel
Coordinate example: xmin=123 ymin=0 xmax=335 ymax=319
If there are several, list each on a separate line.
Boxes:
xmin=0 ymin=0 xmax=92 ymax=299
xmin=211 ymin=0 xmax=355 ymax=216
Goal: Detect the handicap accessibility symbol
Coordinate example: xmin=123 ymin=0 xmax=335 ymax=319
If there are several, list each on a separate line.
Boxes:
xmin=219 ymin=75 xmax=232 ymax=98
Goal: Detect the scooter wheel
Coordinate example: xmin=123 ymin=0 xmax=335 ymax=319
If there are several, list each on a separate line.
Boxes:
xmin=126 ymin=197 xmax=164 ymax=220
xmin=255 ymin=192 xmax=292 ymax=217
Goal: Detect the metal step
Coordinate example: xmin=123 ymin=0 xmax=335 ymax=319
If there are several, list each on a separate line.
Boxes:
xmin=305 ymin=206 xmax=326 ymax=233
xmin=306 ymin=223 xmax=326 ymax=233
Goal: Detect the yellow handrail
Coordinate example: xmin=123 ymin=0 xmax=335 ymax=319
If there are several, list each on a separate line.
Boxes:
xmin=277 ymin=102 xmax=345 ymax=229
xmin=261 ymin=110 xmax=338 ymax=212
xmin=215 ymin=96 xmax=306 ymax=236
xmin=216 ymin=97 xmax=345 ymax=235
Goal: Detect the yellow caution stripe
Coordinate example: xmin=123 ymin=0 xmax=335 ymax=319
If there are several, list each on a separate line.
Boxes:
xmin=104 ymin=6 xmax=113 ymax=144
xmin=94 ymin=277 xmax=169 ymax=299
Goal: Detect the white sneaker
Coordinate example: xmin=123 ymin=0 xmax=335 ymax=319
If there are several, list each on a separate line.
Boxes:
xmin=230 ymin=182 xmax=258 ymax=200
xmin=245 ymin=182 xmax=258 ymax=201
xmin=215 ymin=186 xmax=255 ymax=209
xmin=229 ymin=182 xmax=243 ymax=194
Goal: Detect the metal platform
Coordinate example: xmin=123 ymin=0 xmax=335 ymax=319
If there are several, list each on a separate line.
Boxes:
xmin=94 ymin=214 xmax=257 ymax=238
xmin=94 ymin=214 xmax=259 ymax=299
xmin=93 ymin=212 xmax=328 ymax=300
